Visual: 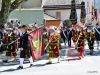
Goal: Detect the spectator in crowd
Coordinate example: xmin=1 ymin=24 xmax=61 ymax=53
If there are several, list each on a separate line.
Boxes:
xmin=0 ymin=27 xmax=5 ymax=53
xmin=66 ymin=27 xmax=72 ymax=47
xmin=95 ymin=23 xmax=100 ymax=50
xmin=60 ymin=27 xmax=67 ymax=46
xmin=86 ymin=25 xmax=95 ymax=55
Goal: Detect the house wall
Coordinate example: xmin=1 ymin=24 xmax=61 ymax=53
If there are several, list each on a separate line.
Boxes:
xmin=45 ymin=9 xmax=82 ymax=23
xmin=76 ymin=9 xmax=81 ymax=23
xmin=42 ymin=0 xmax=82 ymax=6
xmin=45 ymin=9 xmax=71 ymax=21
xmin=85 ymin=0 xmax=95 ymax=21
xmin=44 ymin=0 xmax=95 ymax=23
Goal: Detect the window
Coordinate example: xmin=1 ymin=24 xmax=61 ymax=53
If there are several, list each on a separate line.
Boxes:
xmin=56 ymin=12 xmax=61 ymax=20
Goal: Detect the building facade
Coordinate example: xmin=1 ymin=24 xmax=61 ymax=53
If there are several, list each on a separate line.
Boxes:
xmin=42 ymin=0 xmax=95 ymax=24
xmin=42 ymin=0 xmax=82 ymax=23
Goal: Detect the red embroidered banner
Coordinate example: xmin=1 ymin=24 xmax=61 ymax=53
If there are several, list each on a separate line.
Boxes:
xmin=30 ymin=28 xmax=45 ymax=59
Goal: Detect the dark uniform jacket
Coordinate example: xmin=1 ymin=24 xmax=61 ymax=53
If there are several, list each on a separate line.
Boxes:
xmin=95 ymin=27 xmax=100 ymax=41
xmin=0 ymin=31 xmax=4 ymax=52
xmin=19 ymin=32 xmax=31 ymax=58
xmin=20 ymin=32 xmax=30 ymax=49
xmin=66 ymin=29 xmax=72 ymax=39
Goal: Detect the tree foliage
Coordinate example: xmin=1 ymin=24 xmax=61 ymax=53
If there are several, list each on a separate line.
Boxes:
xmin=0 ymin=0 xmax=28 ymax=28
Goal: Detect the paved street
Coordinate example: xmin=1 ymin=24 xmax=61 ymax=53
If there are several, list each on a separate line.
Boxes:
xmin=0 ymin=42 xmax=100 ymax=75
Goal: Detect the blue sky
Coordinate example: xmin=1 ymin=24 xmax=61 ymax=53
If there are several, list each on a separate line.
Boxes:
xmin=95 ymin=0 xmax=100 ymax=8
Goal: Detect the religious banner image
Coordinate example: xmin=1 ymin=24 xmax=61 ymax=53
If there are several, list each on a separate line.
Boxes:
xmin=30 ymin=28 xmax=45 ymax=59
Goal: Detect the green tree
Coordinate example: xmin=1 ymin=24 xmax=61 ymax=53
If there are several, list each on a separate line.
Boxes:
xmin=0 ymin=0 xmax=28 ymax=28
xmin=80 ymin=1 xmax=86 ymax=23
xmin=70 ymin=0 xmax=77 ymax=25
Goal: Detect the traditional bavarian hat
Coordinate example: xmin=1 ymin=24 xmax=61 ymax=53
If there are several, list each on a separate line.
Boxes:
xmin=21 ymin=25 xmax=27 ymax=28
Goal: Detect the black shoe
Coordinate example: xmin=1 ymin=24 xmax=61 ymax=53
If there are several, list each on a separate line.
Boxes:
xmin=90 ymin=53 xmax=93 ymax=55
xmin=17 ymin=66 xmax=23 ymax=69
xmin=90 ymin=52 xmax=93 ymax=55
xmin=3 ymin=60 xmax=8 ymax=63
xmin=46 ymin=62 xmax=52 ymax=64
xmin=90 ymin=50 xmax=93 ymax=55
xmin=30 ymin=64 xmax=33 ymax=67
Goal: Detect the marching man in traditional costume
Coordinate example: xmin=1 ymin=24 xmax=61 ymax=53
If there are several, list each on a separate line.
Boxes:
xmin=86 ymin=24 xmax=95 ymax=55
xmin=46 ymin=26 xmax=60 ymax=64
xmin=72 ymin=24 xmax=80 ymax=48
xmin=0 ymin=27 xmax=4 ymax=53
xmin=3 ymin=28 xmax=17 ymax=62
xmin=95 ymin=23 xmax=100 ymax=50
xmin=77 ymin=25 xmax=86 ymax=58
xmin=17 ymin=25 xmax=34 ymax=69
